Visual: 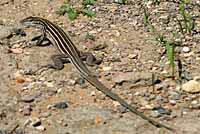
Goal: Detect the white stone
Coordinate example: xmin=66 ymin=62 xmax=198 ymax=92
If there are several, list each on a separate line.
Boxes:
xmin=128 ymin=54 xmax=137 ymax=59
xmin=182 ymin=80 xmax=200 ymax=93
xmin=45 ymin=82 xmax=54 ymax=87
xmin=191 ymin=100 xmax=198 ymax=105
xmin=182 ymin=47 xmax=190 ymax=53
xmin=35 ymin=126 xmax=46 ymax=131
xmin=102 ymin=66 xmax=112 ymax=71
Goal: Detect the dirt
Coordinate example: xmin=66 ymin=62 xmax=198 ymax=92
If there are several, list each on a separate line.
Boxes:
xmin=0 ymin=0 xmax=200 ymax=134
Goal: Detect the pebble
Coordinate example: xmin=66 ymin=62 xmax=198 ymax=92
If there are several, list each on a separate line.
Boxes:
xmin=144 ymin=104 xmax=154 ymax=110
xmin=169 ymin=91 xmax=180 ymax=100
xmin=155 ymin=95 xmax=168 ymax=103
xmin=44 ymin=81 xmax=54 ymax=87
xmin=117 ymin=105 xmax=129 ymax=113
xmin=53 ymin=102 xmax=68 ymax=109
xmin=8 ymin=48 xmax=23 ymax=54
xmin=150 ymin=111 xmax=161 ymax=118
xmin=128 ymin=54 xmax=137 ymax=59
xmin=191 ymin=100 xmax=198 ymax=105
xmin=35 ymin=126 xmax=46 ymax=131
xmin=15 ymin=76 xmax=26 ymax=83
xmin=182 ymin=80 xmax=200 ymax=93
xmin=22 ymin=83 xmax=35 ymax=90
xmin=20 ymin=95 xmax=35 ymax=103
xmin=194 ymin=76 xmax=200 ymax=81
xmin=169 ymin=100 xmax=177 ymax=105
xmin=90 ymin=91 xmax=96 ymax=96
xmin=22 ymin=105 xmax=32 ymax=116
xmin=30 ymin=118 xmax=41 ymax=127
xmin=102 ymin=66 xmax=112 ymax=71
xmin=112 ymin=72 xmax=154 ymax=85
xmin=153 ymin=107 xmax=171 ymax=115
xmin=41 ymin=112 xmax=51 ymax=118
xmin=57 ymin=88 xmax=63 ymax=93
xmin=182 ymin=46 xmax=190 ymax=53
xmin=113 ymin=101 xmax=121 ymax=107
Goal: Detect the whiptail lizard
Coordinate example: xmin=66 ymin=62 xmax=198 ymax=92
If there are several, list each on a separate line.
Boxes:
xmin=20 ymin=16 xmax=174 ymax=131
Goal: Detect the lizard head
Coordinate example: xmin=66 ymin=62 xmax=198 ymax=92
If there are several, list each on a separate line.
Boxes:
xmin=20 ymin=16 xmax=46 ymax=27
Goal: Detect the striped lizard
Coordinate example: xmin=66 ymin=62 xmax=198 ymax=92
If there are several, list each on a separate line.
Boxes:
xmin=20 ymin=16 xmax=174 ymax=131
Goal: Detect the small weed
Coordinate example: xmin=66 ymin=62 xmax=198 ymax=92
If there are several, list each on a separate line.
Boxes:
xmin=178 ymin=0 xmax=195 ymax=34
xmin=166 ymin=42 xmax=175 ymax=79
xmin=81 ymin=9 xmax=96 ymax=17
xmin=144 ymin=7 xmax=176 ymax=79
xmin=57 ymin=0 xmax=96 ymax=21
xmin=82 ymin=0 xmax=97 ymax=6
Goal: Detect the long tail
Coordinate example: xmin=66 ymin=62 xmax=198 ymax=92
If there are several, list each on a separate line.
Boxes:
xmin=85 ymin=75 xmax=174 ymax=131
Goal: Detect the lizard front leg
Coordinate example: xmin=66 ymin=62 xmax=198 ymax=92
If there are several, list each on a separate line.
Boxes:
xmin=26 ymin=54 xmax=70 ymax=75
xmin=28 ymin=27 xmax=50 ymax=47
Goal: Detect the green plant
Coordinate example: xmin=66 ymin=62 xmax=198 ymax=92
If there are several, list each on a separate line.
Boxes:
xmin=82 ymin=0 xmax=97 ymax=6
xmin=56 ymin=3 xmax=78 ymax=20
xmin=166 ymin=42 xmax=175 ymax=79
xmin=144 ymin=7 xmax=176 ymax=79
xmin=57 ymin=0 xmax=96 ymax=21
xmin=178 ymin=0 xmax=194 ymax=34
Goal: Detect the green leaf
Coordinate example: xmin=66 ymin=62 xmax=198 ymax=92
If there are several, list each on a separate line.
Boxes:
xmin=166 ymin=42 xmax=175 ymax=67
xmin=67 ymin=8 xmax=78 ymax=20
xmin=82 ymin=9 xmax=96 ymax=17
xmin=82 ymin=0 xmax=96 ymax=6
xmin=56 ymin=5 xmax=68 ymax=15
xmin=56 ymin=4 xmax=71 ymax=16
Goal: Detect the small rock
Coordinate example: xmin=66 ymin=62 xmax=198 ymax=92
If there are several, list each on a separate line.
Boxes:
xmin=20 ymin=95 xmax=35 ymax=103
xmin=144 ymin=104 xmax=154 ymax=110
xmin=22 ymin=105 xmax=32 ymax=116
xmin=169 ymin=100 xmax=177 ymax=105
xmin=128 ymin=54 xmax=137 ymax=59
xmin=44 ymin=81 xmax=54 ymax=87
xmin=53 ymin=102 xmax=68 ymax=109
xmin=117 ymin=105 xmax=129 ymax=113
xmin=153 ymin=107 xmax=171 ymax=115
xmin=102 ymin=66 xmax=112 ymax=71
xmin=16 ymin=76 xmax=26 ymax=83
xmin=113 ymin=72 xmax=155 ymax=85
xmin=113 ymin=101 xmax=120 ymax=107
xmin=114 ymin=0 xmax=125 ymax=4
xmin=41 ymin=112 xmax=51 ymax=118
xmin=182 ymin=46 xmax=190 ymax=53
xmin=14 ymin=70 xmax=23 ymax=78
xmin=94 ymin=116 xmax=104 ymax=124
xmin=182 ymin=80 xmax=200 ymax=93
xmin=150 ymin=111 xmax=161 ymax=118
xmin=191 ymin=100 xmax=198 ymax=105
xmin=57 ymin=88 xmax=63 ymax=93
xmin=169 ymin=91 xmax=180 ymax=100
xmin=115 ymin=30 xmax=120 ymax=37
xmin=8 ymin=48 xmax=23 ymax=54
xmin=47 ymin=104 xmax=53 ymax=109
xmin=30 ymin=118 xmax=41 ymax=127
xmin=155 ymin=95 xmax=168 ymax=103
xmin=90 ymin=91 xmax=96 ymax=96
xmin=35 ymin=126 xmax=46 ymax=131
xmin=194 ymin=76 xmax=200 ymax=81
xmin=22 ymin=83 xmax=35 ymax=90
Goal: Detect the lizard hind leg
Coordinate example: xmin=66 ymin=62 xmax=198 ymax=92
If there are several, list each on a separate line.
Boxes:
xmin=80 ymin=52 xmax=102 ymax=66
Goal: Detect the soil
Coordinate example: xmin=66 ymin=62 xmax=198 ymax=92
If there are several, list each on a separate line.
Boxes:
xmin=0 ymin=0 xmax=200 ymax=134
